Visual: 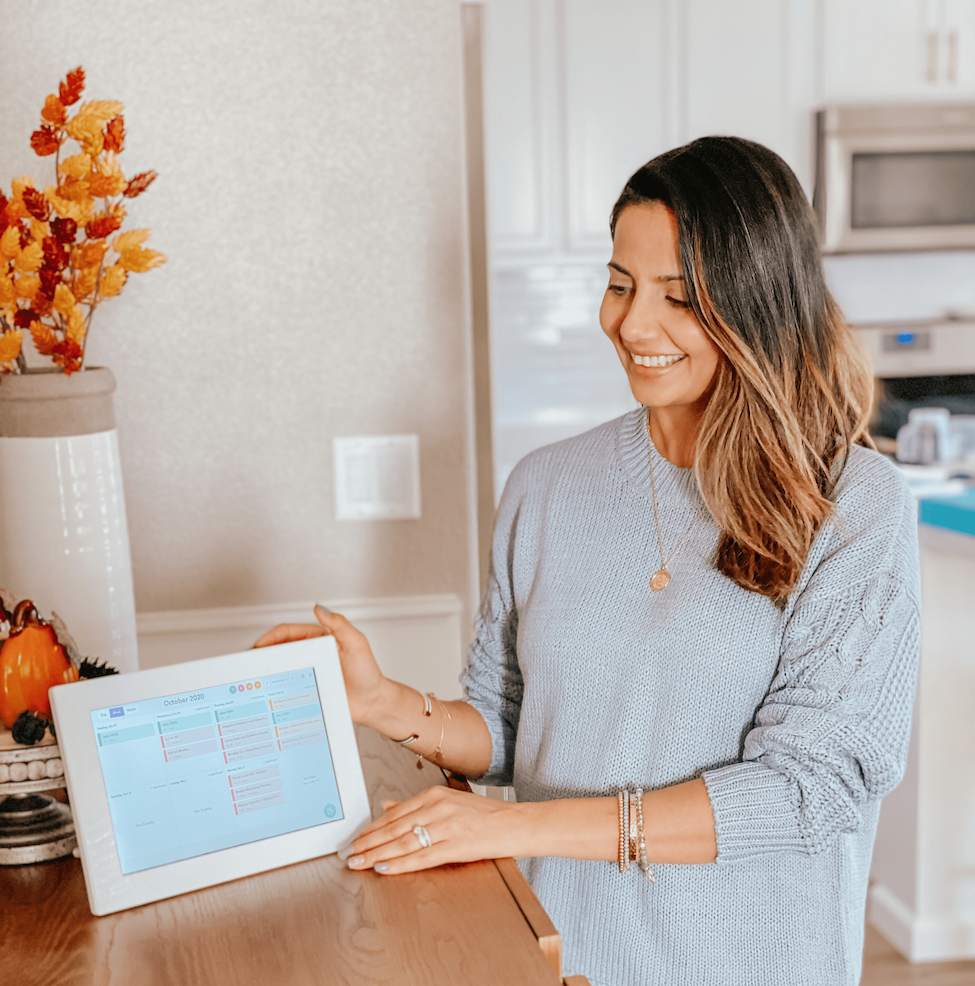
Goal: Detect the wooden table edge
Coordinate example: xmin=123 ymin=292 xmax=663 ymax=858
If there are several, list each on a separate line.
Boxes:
xmin=415 ymin=771 xmax=590 ymax=983
xmin=492 ymin=856 xmax=565 ymax=981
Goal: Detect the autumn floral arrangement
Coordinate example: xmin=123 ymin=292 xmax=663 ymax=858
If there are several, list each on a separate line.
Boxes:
xmin=0 ymin=67 xmax=165 ymax=375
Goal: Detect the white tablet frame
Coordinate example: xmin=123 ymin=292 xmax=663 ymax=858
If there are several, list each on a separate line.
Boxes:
xmin=50 ymin=636 xmax=371 ymax=916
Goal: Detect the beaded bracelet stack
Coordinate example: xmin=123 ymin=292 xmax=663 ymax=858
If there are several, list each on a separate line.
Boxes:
xmin=617 ymin=788 xmax=655 ymax=882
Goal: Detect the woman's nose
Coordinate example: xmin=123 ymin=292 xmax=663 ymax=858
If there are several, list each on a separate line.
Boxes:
xmin=619 ymin=299 xmax=665 ymax=344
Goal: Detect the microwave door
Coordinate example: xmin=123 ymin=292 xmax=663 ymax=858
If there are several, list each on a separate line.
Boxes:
xmin=852 ymin=150 xmax=975 ymax=230
xmin=820 ymin=130 xmax=975 ymax=253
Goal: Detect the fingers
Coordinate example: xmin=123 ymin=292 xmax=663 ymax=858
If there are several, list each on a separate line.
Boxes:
xmin=254 ymin=606 xmax=366 ymax=650
xmin=345 ymin=788 xmax=475 ymax=873
xmin=348 ymin=827 xmax=434 ymax=871
xmin=358 ymin=787 xmax=453 ymax=839
xmin=372 ymin=844 xmax=459 ymax=875
xmin=360 ymin=797 xmax=424 ymax=837
xmin=355 ymin=806 xmax=429 ymax=854
xmin=253 ymin=623 xmax=327 ymax=648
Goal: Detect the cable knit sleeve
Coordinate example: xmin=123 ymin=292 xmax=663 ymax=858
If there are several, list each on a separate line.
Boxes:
xmin=459 ymin=468 xmax=528 ymax=786
xmin=702 ymin=456 xmax=921 ymax=863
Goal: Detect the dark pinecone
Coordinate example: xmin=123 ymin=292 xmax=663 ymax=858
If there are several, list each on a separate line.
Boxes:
xmin=78 ymin=657 xmax=119 ymax=678
xmin=11 ymin=710 xmax=49 ymax=745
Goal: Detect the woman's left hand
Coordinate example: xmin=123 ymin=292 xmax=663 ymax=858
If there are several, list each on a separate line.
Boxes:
xmin=340 ymin=786 xmax=526 ymax=874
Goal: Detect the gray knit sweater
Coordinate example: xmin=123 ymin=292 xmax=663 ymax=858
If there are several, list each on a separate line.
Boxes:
xmin=461 ymin=407 xmax=920 ymax=986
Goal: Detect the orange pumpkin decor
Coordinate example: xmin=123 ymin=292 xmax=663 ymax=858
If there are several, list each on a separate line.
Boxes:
xmin=0 ymin=599 xmax=79 ymax=728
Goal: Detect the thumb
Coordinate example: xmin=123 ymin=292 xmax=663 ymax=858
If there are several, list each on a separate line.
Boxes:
xmin=313 ymin=603 xmax=334 ymax=634
xmin=313 ymin=604 xmax=363 ymax=646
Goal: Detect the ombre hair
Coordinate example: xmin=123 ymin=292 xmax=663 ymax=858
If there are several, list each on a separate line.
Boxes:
xmin=611 ymin=137 xmax=874 ymax=603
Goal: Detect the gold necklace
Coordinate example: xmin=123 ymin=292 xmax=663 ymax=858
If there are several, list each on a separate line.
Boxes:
xmin=647 ymin=422 xmax=698 ymax=592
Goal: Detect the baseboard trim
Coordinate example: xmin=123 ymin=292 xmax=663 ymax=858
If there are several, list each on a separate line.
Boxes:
xmin=136 ymin=595 xmax=463 ymax=636
xmin=869 ymin=881 xmax=975 ymax=963
xmin=868 ymin=882 xmax=915 ymax=959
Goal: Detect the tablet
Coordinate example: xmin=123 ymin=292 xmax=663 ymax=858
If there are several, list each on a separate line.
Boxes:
xmin=49 ymin=636 xmax=371 ymax=916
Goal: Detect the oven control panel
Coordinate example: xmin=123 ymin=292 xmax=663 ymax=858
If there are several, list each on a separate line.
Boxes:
xmin=852 ymin=319 xmax=975 ymax=377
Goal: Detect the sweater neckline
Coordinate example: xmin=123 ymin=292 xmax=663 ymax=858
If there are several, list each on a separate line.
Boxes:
xmin=617 ymin=406 xmax=695 ymax=493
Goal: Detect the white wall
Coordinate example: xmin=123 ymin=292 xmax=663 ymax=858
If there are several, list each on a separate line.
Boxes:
xmin=0 ymin=1 xmax=479 ymax=665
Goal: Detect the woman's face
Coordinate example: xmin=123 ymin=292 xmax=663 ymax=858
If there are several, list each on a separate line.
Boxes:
xmin=600 ymin=202 xmax=721 ymax=413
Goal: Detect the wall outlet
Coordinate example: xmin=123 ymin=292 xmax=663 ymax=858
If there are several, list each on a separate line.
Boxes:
xmin=332 ymin=435 xmax=421 ymax=521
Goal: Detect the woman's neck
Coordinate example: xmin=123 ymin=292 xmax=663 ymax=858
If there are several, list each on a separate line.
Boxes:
xmin=647 ymin=405 xmax=703 ymax=468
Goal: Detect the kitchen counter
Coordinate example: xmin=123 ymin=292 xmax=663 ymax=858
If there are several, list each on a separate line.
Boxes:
xmin=918 ymin=487 xmax=975 ymax=538
xmin=869 ymin=511 xmax=975 ymax=962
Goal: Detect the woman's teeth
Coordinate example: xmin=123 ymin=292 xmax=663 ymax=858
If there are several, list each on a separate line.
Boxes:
xmin=631 ymin=353 xmax=685 ymax=368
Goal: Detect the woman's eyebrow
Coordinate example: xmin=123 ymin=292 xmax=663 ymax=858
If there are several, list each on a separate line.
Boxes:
xmin=607 ymin=262 xmax=684 ymax=283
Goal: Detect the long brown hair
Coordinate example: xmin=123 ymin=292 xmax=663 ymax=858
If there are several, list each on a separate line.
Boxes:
xmin=611 ymin=137 xmax=874 ymax=602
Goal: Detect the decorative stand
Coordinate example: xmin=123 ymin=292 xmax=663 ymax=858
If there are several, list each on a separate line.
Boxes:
xmin=0 ymin=726 xmax=76 ymax=865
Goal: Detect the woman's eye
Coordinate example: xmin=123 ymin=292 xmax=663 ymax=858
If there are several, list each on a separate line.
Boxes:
xmin=607 ymin=283 xmax=630 ymax=296
xmin=666 ymin=296 xmax=691 ymax=309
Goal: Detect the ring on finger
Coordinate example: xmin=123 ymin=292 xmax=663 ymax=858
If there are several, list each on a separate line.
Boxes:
xmin=413 ymin=825 xmax=432 ymax=849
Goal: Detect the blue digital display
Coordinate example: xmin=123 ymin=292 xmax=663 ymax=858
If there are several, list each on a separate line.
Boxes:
xmin=91 ymin=667 xmax=343 ymax=874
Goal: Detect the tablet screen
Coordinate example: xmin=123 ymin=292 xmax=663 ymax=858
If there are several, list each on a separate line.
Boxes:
xmin=90 ymin=667 xmax=344 ymax=874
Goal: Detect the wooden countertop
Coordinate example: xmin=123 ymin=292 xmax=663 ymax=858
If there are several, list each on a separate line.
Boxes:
xmin=1 ymin=724 xmax=589 ymax=986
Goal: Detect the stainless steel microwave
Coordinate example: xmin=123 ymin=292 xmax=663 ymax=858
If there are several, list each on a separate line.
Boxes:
xmin=814 ymin=103 xmax=975 ymax=253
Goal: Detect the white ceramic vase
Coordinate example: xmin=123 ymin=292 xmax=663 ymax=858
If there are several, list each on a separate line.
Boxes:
xmin=0 ymin=368 xmax=138 ymax=673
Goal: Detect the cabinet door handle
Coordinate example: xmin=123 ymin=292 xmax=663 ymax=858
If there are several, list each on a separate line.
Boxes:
xmin=927 ymin=30 xmax=939 ymax=83
xmin=948 ymin=29 xmax=959 ymax=83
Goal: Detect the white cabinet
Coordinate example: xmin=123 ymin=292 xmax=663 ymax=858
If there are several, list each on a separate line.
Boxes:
xmin=945 ymin=0 xmax=975 ymax=91
xmin=481 ymin=0 xmax=821 ymax=261
xmin=682 ymin=0 xmax=818 ymax=194
xmin=481 ymin=0 xmax=557 ymax=254
xmin=684 ymin=0 xmax=789 ymax=147
xmin=824 ymin=0 xmax=975 ymax=100
xmin=561 ymin=0 xmax=668 ymax=254
xmin=482 ymin=0 xmax=669 ymax=260
xmin=482 ymin=0 xmax=975 ymax=262
xmin=869 ymin=523 xmax=975 ymax=962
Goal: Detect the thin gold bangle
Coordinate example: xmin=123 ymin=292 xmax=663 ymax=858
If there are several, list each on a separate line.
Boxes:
xmin=428 ymin=692 xmax=451 ymax=764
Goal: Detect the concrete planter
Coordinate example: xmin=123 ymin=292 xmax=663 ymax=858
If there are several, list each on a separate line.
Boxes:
xmin=0 ymin=368 xmax=138 ymax=673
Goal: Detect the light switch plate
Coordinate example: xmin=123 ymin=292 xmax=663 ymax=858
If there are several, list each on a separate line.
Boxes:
xmin=332 ymin=435 xmax=421 ymax=521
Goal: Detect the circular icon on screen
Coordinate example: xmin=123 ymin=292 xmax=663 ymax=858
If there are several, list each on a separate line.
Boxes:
xmin=324 ymin=804 xmax=336 ymax=818
xmin=229 ymin=686 xmax=237 ymax=694
xmin=254 ymin=681 xmax=261 ymax=689
xmin=246 ymin=682 xmax=253 ymax=690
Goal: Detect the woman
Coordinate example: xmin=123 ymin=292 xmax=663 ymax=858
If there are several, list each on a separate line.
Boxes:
xmin=257 ymin=137 xmax=920 ymax=986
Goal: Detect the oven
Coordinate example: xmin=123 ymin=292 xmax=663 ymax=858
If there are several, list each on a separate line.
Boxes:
xmin=853 ymin=319 xmax=975 ymax=461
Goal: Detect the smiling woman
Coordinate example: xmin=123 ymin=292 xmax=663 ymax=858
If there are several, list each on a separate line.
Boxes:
xmin=600 ymin=202 xmax=722 ymax=466
xmin=257 ymin=137 xmax=921 ymax=986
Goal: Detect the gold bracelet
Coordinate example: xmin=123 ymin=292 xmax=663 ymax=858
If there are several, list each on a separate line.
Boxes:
xmin=401 ymin=692 xmax=451 ymax=770
xmin=393 ymin=691 xmax=438 ymax=769
xmin=428 ymin=692 xmax=451 ymax=764
xmin=617 ymin=790 xmax=631 ymax=873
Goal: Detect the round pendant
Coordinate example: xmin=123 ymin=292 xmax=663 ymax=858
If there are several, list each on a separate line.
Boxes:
xmin=650 ymin=569 xmax=671 ymax=592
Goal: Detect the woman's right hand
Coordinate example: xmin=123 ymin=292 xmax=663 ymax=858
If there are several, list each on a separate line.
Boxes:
xmin=253 ymin=605 xmax=387 ymax=725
